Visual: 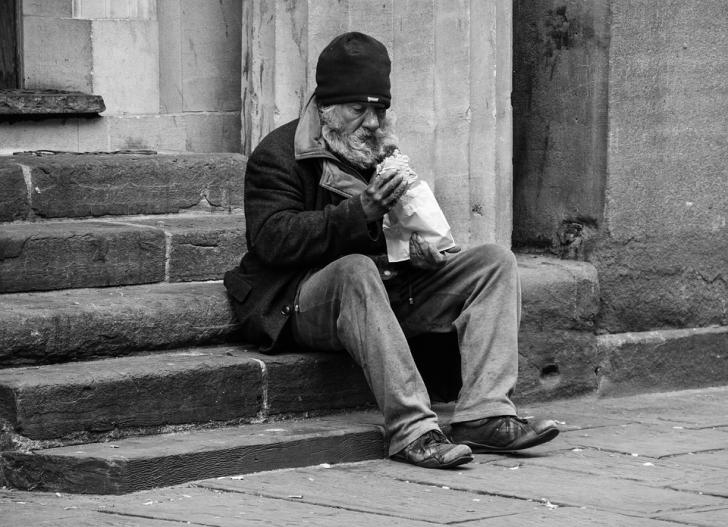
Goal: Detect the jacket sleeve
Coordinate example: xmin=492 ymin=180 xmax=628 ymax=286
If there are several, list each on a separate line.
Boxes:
xmin=244 ymin=137 xmax=383 ymax=269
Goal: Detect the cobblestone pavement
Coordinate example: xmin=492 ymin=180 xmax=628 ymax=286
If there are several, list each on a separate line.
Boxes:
xmin=2 ymin=386 xmax=727 ymax=526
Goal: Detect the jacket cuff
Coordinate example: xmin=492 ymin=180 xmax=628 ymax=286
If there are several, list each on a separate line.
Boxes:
xmin=338 ymin=194 xmax=381 ymax=243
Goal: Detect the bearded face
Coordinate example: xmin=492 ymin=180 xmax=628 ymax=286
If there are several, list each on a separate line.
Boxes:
xmin=319 ymin=103 xmax=397 ymax=170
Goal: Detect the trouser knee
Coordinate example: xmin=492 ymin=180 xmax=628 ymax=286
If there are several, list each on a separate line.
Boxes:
xmin=329 ymin=254 xmax=385 ymax=297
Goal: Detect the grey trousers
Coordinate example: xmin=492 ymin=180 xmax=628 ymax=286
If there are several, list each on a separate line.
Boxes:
xmin=290 ymin=244 xmax=520 ymax=455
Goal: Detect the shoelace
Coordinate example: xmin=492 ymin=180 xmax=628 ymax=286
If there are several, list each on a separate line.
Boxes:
xmin=420 ymin=430 xmax=448 ymax=447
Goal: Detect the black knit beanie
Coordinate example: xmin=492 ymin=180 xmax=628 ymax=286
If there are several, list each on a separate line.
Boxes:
xmin=315 ymin=32 xmax=391 ymax=108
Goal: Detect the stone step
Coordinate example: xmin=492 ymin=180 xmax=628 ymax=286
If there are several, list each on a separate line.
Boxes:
xmin=0 ymin=281 xmax=236 ymax=367
xmin=0 ymin=153 xmax=246 ymax=222
xmin=0 ymin=213 xmax=246 ymax=293
xmin=0 ymin=256 xmax=599 ymax=369
xmin=596 ymin=325 xmax=728 ymax=397
xmin=0 ymin=412 xmax=385 ymax=494
xmin=0 ymin=346 xmax=373 ymax=440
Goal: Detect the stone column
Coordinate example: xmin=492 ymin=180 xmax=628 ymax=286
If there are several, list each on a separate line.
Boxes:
xmin=243 ymin=0 xmax=513 ymax=246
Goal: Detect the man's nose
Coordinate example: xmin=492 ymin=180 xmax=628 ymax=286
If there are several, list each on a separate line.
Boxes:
xmin=362 ymin=108 xmax=381 ymax=130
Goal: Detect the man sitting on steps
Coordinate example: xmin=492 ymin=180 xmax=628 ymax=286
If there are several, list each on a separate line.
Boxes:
xmin=224 ymin=31 xmax=559 ymax=469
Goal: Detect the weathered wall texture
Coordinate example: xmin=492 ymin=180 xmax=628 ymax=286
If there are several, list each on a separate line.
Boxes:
xmin=512 ymin=0 xmax=609 ymax=247
xmin=0 ymin=0 xmax=242 ymax=154
xmin=243 ymin=0 xmax=513 ymax=247
xmin=596 ymin=0 xmax=728 ymax=331
xmin=514 ymin=0 xmax=728 ymax=332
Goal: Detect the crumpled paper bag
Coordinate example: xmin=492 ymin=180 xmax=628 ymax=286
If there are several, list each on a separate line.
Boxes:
xmin=380 ymin=150 xmax=456 ymax=262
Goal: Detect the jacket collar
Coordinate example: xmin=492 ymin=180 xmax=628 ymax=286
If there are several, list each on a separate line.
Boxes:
xmin=294 ymin=94 xmax=335 ymax=161
xmin=294 ymin=94 xmax=369 ymax=198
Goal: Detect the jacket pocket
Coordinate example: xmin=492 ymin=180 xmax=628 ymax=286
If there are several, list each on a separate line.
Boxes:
xmin=223 ymin=269 xmax=253 ymax=304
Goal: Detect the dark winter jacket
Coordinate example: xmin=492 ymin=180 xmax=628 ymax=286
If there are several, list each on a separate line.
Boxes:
xmin=224 ymin=97 xmax=386 ymax=353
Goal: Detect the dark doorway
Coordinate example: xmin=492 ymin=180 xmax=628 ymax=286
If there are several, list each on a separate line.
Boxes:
xmin=0 ymin=0 xmax=21 ymax=88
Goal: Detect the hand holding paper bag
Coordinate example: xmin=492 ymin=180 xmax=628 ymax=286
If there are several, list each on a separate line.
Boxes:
xmin=379 ymin=149 xmax=456 ymax=262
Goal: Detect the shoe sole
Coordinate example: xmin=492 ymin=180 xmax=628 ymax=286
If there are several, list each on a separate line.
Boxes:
xmin=461 ymin=427 xmax=560 ymax=454
xmin=391 ymin=452 xmax=474 ymax=469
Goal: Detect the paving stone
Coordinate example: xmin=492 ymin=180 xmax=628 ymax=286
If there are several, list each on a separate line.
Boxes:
xmin=199 ymin=464 xmax=537 ymax=524
xmin=100 ymin=486 xmax=434 ymax=527
xmin=0 ymin=503 xmax=180 ymax=526
xmin=558 ymin=422 xmax=728 ymax=458
xmin=668 ymin=475 xmax=728 ymax=498
xmin=525 ymin=386 xmax=728 ymax=429
xmin=670 ymin=451 xmax=728 ymax=470
xmin=597 ymin=326 xmax=728 ymax=396
xmin=0 ymin=221 xmax=165 ymax=293
xmin=262 ymin=351 xmax=375 ymax=414
xmin=0 ymin=347 xmax=263 ymax=440
xmin=338 ymin=458 xmax=723 ymax=516
xmin=2 ymin=153 xmax=245 ymax=218
xmin=0 ymin=414 xmax=385 ymax=494
xmin=488 ymin=448 xmax=726 ymax=491
xmin=0 ymin=164 xmax=29 ymax=221
xmin=0 ymin=281 xmax=238 ymax=367
xmin=656 ymin=507 xmax=728 ymax=527
xmin=129 ymin=214 xmax=246 ymax=282
xmin=465 ymin=507 xmax=681 ymax=526
xmin=660 ymin=506 xmax=728 ymax=527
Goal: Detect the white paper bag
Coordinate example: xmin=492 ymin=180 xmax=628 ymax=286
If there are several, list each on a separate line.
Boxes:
xmin=382 ymin=178 xmax=456 ymax=262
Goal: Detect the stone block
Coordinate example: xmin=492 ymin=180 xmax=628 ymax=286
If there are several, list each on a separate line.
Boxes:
xmin=23 ymin=0 xmax=73 ymax=17
xmin=107 ymin=114 xmax=187 ymax=152
xmin=22 ymin=17 xmax=93 ymax=92
xmin=516 ymin=329 xmax=598 ymax=403
xmin=0 ymin=164 xmax=29 ymax=221
xmin=90 ymin=19 xmax=159 ymax=114
xmin=0 ymin=282 xmax=239 ymax=367
xmin=0 ymin=90 xmax=105 ymax=114
xmin=184 ymin=112 xmax=242 ymax=153
xmin=76 ymin=117 xmax=110 ymax=151
xmin=180 ymin=0 xmax=242 ymax=112
xmin=517 ymin=254 xmax=599 ymax=330
xmin=130 ymin=214 xmax=247 ymax=282
xmin=158 ymin=0 xmax=183 ymax=113
xmin=592 ymin=236 xmax=728 ymax=332
xmin=0 ymin=221 xmax=165 ymax=293
xmin=0 ymin=347 xmax=263 ymax=439
xmin=0 ymin=120 xmax=82 ymax=155
xmin=262 ymin=352 xmax=375 ymax=415
xmin=596 ymin=326 xmax=728 ymax=397
xmin=11 ymin=153 xmax=246 ymax=218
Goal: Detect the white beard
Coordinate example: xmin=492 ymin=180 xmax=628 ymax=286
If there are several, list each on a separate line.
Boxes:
xmin=319 ymin=106 xmax=397 ymax=170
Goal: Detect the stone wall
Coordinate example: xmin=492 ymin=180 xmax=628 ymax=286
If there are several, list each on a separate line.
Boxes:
xmin=0 ymin=0 xmax=242 ymax=154
xmin=513 ymin=0 xmax=728 ymax=332
xmin=512 ymin=0 xmax=609 ymax=247
xmin=243 ymin=0 xmax=513 ymax=247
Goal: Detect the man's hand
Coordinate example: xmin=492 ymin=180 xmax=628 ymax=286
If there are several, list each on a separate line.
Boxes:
xmin=409 ymin=233 xmax=460 ymax=270
xmin=360 ymin=166 xmax=409 ymax=222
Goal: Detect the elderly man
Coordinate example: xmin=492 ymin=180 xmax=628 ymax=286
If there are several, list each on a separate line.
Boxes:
xmin=225 ymin=32 xmax=558 ymax=469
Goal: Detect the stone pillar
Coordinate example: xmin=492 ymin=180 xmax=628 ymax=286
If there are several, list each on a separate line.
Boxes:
xmin=242 ymin=0 xmax=513 ymax=246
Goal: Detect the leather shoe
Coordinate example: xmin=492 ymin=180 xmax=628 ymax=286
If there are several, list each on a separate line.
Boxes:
xmin=449 ymin=416 xmax=559 ymax=453
xmin=391 ymin=429 xmax=473 ymax=469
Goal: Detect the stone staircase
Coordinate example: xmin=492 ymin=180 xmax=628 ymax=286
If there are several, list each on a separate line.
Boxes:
xmin=0 ymin=153 xmax=601 ymax=494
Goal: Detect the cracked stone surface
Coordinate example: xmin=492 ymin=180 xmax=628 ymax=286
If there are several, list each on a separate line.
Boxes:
xmin=0 ymin=153 xmax=246 ymax=219
xmin=0 ymin=90 xmax=105 ymax=115
xmin=0 ymin=221 xmax=165 ymax=293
